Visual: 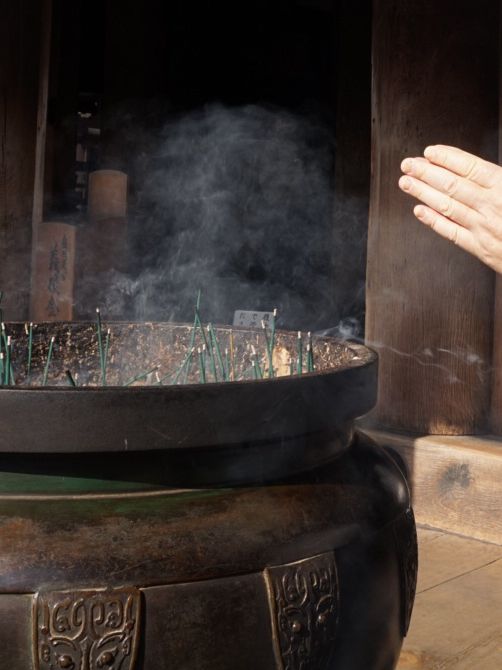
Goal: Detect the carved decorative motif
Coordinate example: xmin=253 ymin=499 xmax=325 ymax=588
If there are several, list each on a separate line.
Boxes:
xmin=394 ymin=507 xmax=418 ymax=637
xmin=33 ymin=587 xmax=141 ymax=670
xmin=265 ymin=552 xmax=339 ymax=670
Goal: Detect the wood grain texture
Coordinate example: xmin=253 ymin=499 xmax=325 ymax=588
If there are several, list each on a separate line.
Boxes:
xmin=368 ymin=428 xmax=502 ymax=545
xmin=414 ymin=531 xmax=502 ymax=593
xmin=398 ymin=531 xmax=502 ymax=669
xmin=0 ymin=1 xmax=41 ymax=320
xmin=490 ymin=2 xmax=502 ymax=434
xmin=491 ymin=284 xmax=502 ymax=431
xmin=367 ymin=0 xmax=498 ymax=434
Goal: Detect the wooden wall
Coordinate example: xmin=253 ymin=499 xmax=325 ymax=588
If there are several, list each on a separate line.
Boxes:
xmin=0 ymin=1 xmax=41 ymax=320
xmin=366 ymin=0 xmax=499 ymax=435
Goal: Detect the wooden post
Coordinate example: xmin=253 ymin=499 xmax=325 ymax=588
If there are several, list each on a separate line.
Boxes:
xmin=490 ymin=1 xmax=502 ymax=433
xmin=366 ymin=0 xmax=498 ymax=434
xmin=0 ymin=1 xmax=42 ymax=320
xmin=30 ymin=0 xmax=53 ymax=319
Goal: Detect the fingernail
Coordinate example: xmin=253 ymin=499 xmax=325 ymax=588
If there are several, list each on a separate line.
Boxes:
xmin=399 ymin=176 xmax=412 ymax=191
xmin=424 ymin=146 xmax=436 ymax=160
xmin=414 ymin=205 xmax=426 ymax=220
xmin=401 ymin=158 xmax=414 ymax=173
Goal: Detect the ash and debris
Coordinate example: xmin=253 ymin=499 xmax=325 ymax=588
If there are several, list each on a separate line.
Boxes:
xmin=4 ymin=321 xmax=363 ymax=387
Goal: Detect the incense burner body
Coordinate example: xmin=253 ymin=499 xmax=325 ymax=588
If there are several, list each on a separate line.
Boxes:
xmin=0 ymin=324 xmax=417 ymax=670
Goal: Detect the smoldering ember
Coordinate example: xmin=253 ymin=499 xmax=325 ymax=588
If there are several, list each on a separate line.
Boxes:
xmin=1 ymin=1 xmax=501 ymax=669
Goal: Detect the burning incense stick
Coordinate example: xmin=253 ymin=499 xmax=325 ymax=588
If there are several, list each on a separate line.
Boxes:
xmin=182 ymin=346 xmax=194 ymax=384
xmin=42 ymin=336 xmax=55 ymax=386
xmin=307 ymin=332 xmax=315 ymax=372
xmin=0 ymin=323 xmax=12 ymax=384
xmin=269 ymin=308 xmax=278 ymax=375
xmin=251 ymin=345 xmax=263 ymax=379
xmin=1 ymin=323 xmax=6 ymax=353
xmin=123 ymin=365 xmax=160 ymax=387
xmin=102 ymin=328 xmax=111 ymax=386
xmin=194 ymin=308 xmax=210 ymax=351
xmin=198 ymin=347 xmax=206 ymax=383
xmin=25 ymin=322 xmax=34 ymax=382
xmin=5 ymin=335 xmax=11 ymax=386
xmin=95 ymin=308 xmax=105 ymax=382
xmin=297 ymin=331 xmax=303 ymax=375
xmin=261 ymin=320 xmax=274 ymax=378
xmin=208 ymin=323 xmax=226 ymax=381
xmin=229 ymin=331 xmax=235 ymax=381
xmin=206 ymin=325 xmax=219 ymax=382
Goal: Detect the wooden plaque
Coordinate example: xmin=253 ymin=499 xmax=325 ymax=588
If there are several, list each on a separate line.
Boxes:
xmin=31 ymin=222 xmax=76 ymax=321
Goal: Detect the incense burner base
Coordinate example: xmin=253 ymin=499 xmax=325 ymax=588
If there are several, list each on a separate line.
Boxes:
xmin=0 ymin=431 xmax=416 ymax=670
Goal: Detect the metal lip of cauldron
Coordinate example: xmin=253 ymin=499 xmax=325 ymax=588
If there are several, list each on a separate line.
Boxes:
xmin=0 ymin=324 xmax=377 ymax=486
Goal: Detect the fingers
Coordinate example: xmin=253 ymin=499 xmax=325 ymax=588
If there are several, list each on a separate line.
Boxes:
xmin=413 ymin=205 xmax=477 ymax=256
xmin=398 ymin=173 xmax=480 ymax=230
xmin=423 ymin=145 xmax=499 ymax=188
xmin=400 ymin=156 xmax=482 ymax=210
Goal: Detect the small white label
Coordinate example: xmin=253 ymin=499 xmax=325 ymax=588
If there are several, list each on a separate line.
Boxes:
xmin=233 ymin=310 xmax=274 ymax=328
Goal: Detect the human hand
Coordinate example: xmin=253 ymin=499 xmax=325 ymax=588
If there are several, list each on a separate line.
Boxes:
xmin=398 ymin=145 xmax=502 ymax=273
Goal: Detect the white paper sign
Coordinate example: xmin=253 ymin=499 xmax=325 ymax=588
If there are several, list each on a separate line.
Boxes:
xmin=233 ymin=310 xmax=274 ymax=328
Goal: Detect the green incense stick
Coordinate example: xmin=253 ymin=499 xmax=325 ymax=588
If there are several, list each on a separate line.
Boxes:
xmin=25 ymin=322 xmax=34 ymax=382
xmin=156 ymin=347 xmax=194 ymax=386
xmin=4 ymin=335 xmax=11 ymax=385
xmin=307 ymin=332 xmax=314 ymax=372
xmin=102 ymin=328 xmax=111 ymax=386
xmin=42 ymin=336 xmax=55 ymax=386
xmin=96 ymin=308 xmax=105 ymax=381
xmin=5 ymin=335 xmax=14 ymax=386
xmin=225 ymin=348 xmax=231 ymax=381
xmin=206 ymin=325 xmax=218 ymax=382
xmin=1 ymin=323 xmax=6 ymax=353
xmin=208 ymin=323 xmax=226 ymax=381
xmin=65 ymin=370 xmax=77 ymax=387
xmin=198 ymin=347 xmax=206 ymax=383
xmin=123 ymin=365 xmax=159 ymax=387
xmin=269 ymin=308 xmax=277 ymax=362
xmin=261 ymin=320 xmax=274 ymax=378
xmin=229 ymin=331 xmax=235 ymax=381
xmin=297 ymin=331 xmax=303 ymax=375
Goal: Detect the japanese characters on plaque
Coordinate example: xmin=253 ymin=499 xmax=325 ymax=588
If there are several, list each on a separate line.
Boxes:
xmin=233 ymin=310 xmax=274 ymax=328
xmin=32 ymin=223 xmax=76 ymax=322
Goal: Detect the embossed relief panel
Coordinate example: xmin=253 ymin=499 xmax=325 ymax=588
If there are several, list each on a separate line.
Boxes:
xmin=264 ymin=552 xmax=339 ymax=670
xmin=394 ymin=507 xmax=418 ymax=637
xmin=33 ymin=587 xmax=141 ymax=670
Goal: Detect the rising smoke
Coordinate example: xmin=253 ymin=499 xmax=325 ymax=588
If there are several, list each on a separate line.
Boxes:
xmin=86 ymin=103 xmax=366 ymax=333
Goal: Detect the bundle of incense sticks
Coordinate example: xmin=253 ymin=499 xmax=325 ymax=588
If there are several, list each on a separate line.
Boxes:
xmin=0 ymin=292 xmax=317 ymax=387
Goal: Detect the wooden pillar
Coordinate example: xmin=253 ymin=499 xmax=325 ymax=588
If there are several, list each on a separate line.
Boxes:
xmin=490 ymin=1 xmax=502 ymax=433
xmin=30 ymin=0 xmax=53 ymax=320
xmin=332 ymin=0 xmax=371 ymax=329
xmin=366 ymin=0 xmax=498 ymax=434
xmin=0 ymin=1 xmax=42 ymax=320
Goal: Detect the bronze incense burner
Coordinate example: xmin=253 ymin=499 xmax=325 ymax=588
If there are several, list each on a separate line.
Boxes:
xmin=0 ymin=323 xmax=417 ymax=669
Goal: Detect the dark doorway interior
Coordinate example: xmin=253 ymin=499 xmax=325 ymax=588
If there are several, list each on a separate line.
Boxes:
xmin=48 ymin=0 xmax=371 ymax=330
